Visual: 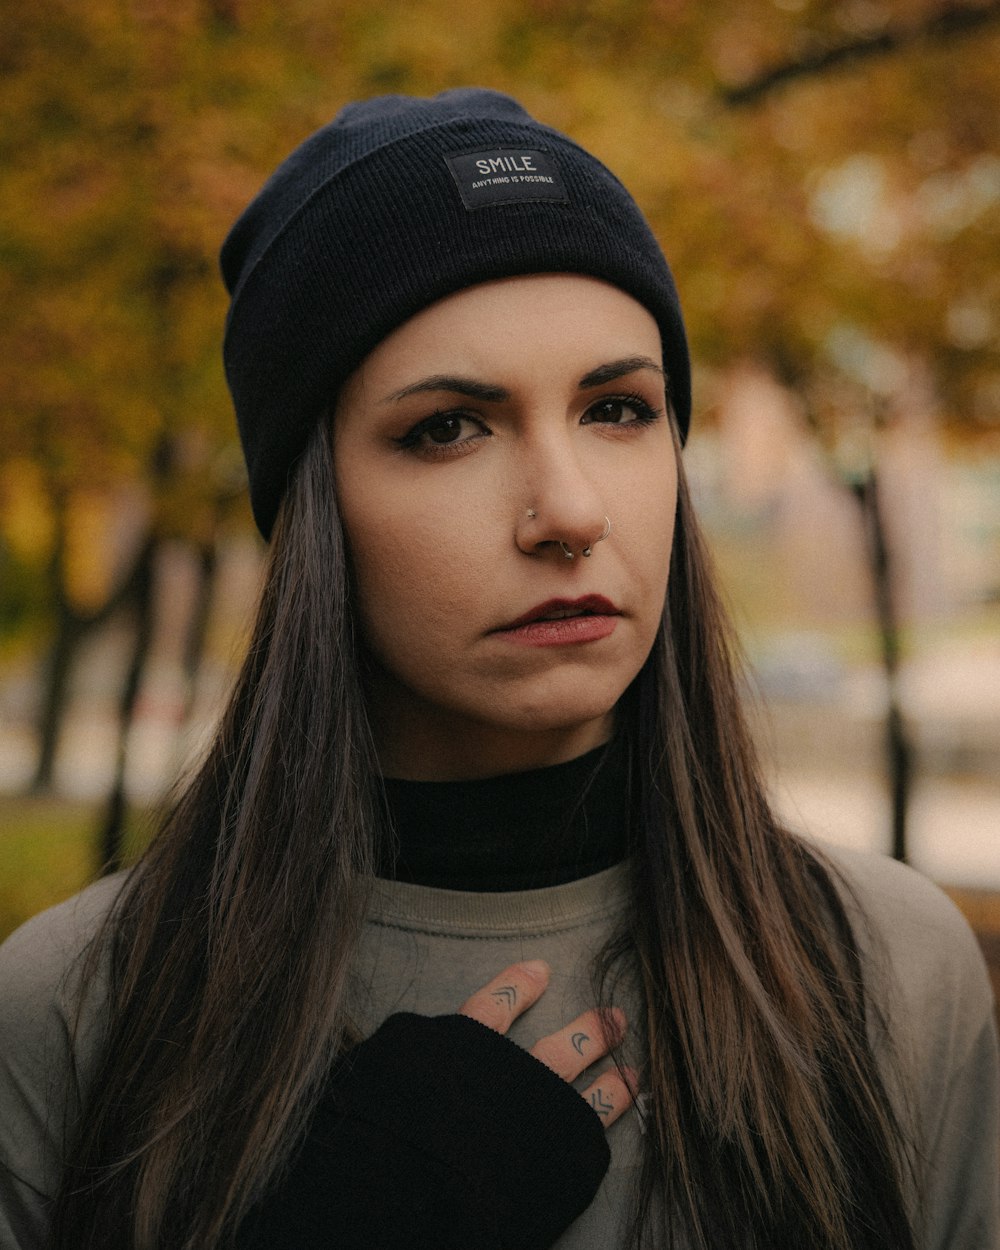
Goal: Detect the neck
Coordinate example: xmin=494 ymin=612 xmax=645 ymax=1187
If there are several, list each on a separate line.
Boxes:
xmin=379 ymin=735 xmax=630 ymax=890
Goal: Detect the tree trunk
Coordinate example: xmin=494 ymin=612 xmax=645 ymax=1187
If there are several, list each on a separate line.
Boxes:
xmin=852 ymin=471 xmax=913 ymax=863
xmin=31 ymin=488 xmax=78 ymax=794
xmin=181 ymin=533 xmax=218 ymax=725
xmin=31 ymin=597 xmax=85 ymax=793
xmin=98 ymin=535 xmax=157 ymax=874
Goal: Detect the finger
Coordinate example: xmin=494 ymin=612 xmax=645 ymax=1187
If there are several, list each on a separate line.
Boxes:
xmin=529 ymin=1007 xmax=626 ymax=1082
xmin=580 ymin=1065 xmax=637 ymax=1130
xmin=458 ymin=960 xmax=550 ymax=1034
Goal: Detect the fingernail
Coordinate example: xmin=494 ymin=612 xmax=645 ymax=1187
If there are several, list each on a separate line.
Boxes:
xmin=521 ymin=959 xmax=549 ymax=979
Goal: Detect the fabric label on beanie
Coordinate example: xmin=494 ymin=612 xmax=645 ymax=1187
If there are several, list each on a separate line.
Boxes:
xmin=445 ymin=148 xmax=569 ymax=210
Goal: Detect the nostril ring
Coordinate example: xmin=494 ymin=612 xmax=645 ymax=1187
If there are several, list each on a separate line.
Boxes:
xmin=581 ymin=516 xmax=611 ymax=557
xmin=559 ymin=542 xmax=575 ymax=560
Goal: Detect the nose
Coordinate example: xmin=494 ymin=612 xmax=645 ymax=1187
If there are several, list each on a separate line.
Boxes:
xmin=514 ymin=437 xmax=610 ymax=560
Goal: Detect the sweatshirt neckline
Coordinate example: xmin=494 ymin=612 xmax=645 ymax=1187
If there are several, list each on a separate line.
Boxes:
xmin=367 ymin=861 xmax=631 ymax=938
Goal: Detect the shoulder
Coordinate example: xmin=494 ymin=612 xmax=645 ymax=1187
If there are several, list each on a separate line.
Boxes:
xmin=0 ymin=872 xmax=127 ymax=1022
xmin=0 ymin=873 xmax=128 ymax=1225
xmin=809 ymin=840 xmax=996 ymax=1142
xmin=810 ymin=842 xmax=999 ymax=1244
xmin=0 ymin=872 xmax=128 ymax=1118
xmin=812 ymin=839 xmax=992 ymax=1028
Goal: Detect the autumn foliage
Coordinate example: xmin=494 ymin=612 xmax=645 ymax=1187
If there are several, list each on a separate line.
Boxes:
xmin=1 ymin=0 xmax=998 ymax=784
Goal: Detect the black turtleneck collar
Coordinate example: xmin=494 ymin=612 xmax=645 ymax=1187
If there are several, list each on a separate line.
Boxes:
xmin=379 ymin=735 xmax=630 ymax=892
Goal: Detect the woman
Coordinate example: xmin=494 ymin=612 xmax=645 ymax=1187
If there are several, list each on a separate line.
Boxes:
xmin=0 ymin=89 xmax=996 ymax=1250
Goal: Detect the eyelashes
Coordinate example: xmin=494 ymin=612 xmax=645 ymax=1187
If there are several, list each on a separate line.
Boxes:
xmin=393 ymin=392 xmax=663 ymax=457
xmin=581 ymin=392 xmax=662 ymax=427
xmin=392 ymin=411 xmax=489 ymax=453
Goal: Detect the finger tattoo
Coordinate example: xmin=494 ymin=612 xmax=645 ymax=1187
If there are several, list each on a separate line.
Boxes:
xmin=571 ymin=1032 xmax=590 ymax=1055
xmin=491 ymin=985 xmax=517 ymax=1010
xmin=590 ymin=1088 xmax=614 ymax=1119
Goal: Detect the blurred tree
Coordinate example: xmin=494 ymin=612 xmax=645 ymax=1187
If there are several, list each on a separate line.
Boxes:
xmin=0 ymin=0 xmax=351 ymax=856
xmin=0 ymin=0 xmax=997 ymax=857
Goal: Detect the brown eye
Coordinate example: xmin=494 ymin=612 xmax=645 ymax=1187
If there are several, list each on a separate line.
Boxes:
xmin=427 ymin=416 xmax=464 ymax=444
xmin=582 ymin=394 xmax=661 ymax=426
xmin=394 ymin=411 xmax=492 ymax=454
xmin=591 ymin=400 xmax=630 ymax=423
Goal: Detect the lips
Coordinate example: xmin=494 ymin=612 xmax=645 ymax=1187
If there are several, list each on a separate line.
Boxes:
xmin=496 ymin=595 xmax=621 ymax=631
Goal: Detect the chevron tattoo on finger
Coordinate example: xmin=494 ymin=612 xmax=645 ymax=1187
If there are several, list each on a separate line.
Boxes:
xmin=571 ymin=1032 xmax=590 ymax=1055
xmin=491 ymin=985 xmax=517 ymax=1010
xmin=590 ymin=1088 xmax=613 ymax=1118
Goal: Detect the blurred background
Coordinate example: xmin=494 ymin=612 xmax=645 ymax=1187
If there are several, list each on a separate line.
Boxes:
xmin=0 ymin=0 xmax=997 ymax=989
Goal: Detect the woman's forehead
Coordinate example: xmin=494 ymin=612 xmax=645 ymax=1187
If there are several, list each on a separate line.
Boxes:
xmin=340 ymin=274 xmax=666 ymax=402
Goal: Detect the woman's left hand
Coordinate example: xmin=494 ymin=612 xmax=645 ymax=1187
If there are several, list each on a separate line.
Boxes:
xmin=458 ymin=959 xmax=636 ymax=1129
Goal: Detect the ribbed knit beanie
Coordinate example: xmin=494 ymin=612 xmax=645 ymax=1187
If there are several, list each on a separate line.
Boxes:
xmin=221 ymin=88 xmax=691 ymax=539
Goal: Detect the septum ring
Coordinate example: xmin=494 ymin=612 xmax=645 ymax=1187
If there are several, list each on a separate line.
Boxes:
xmin=558 ymin=516 xmax=612 ymax=560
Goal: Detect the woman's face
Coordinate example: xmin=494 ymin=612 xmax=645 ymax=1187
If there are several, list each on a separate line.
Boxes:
xmin=333 ymin=274 xmax=678 ymax=780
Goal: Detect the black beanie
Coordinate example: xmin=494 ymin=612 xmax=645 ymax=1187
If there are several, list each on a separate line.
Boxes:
xmin=221 ymin=88 xmax=691 ymax=539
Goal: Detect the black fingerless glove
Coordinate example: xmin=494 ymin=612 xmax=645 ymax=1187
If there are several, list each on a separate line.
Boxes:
xmin=240 ymin=1012 xmax=611 ymax=1250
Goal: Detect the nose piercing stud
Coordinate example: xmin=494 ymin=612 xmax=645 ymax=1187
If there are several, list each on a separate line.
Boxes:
xmin=581 ymin=516 xmax=612 ymax=558
xmin=527 ymin=509 xmax=537 ymax=518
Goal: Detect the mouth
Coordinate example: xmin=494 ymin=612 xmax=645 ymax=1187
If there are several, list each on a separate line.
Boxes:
xmin=494 ymin=595 xmax=621 ymax=632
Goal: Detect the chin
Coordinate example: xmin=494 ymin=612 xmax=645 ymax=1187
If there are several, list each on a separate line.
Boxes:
xmin=489 ymin=687 xmax=623 ymax=736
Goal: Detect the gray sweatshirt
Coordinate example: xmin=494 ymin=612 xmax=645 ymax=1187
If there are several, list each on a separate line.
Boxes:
xmin=1 ymin=843 xmax=997 ymax=1248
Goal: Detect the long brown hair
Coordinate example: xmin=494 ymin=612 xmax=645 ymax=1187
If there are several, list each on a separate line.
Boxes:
xmin=54 ymin=421 xmax=915 ymax=1249
xmin=610 ymin=456 xmax=914 ymax=1246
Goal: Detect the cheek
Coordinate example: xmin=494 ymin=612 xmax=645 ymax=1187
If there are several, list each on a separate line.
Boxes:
xmin=626 ymin=460 xmax=678 ymax=598
xmin=339 ymin=490 xmax=495 ymax=665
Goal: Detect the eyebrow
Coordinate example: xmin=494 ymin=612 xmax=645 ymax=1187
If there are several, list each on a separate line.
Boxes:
xmin=386 ymin=375 xmax=510 ymax=404
xmin=384 ymin=356 xmax=665 ymax=405
xmin=578 ymin=356 xmax=665 ymax=388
